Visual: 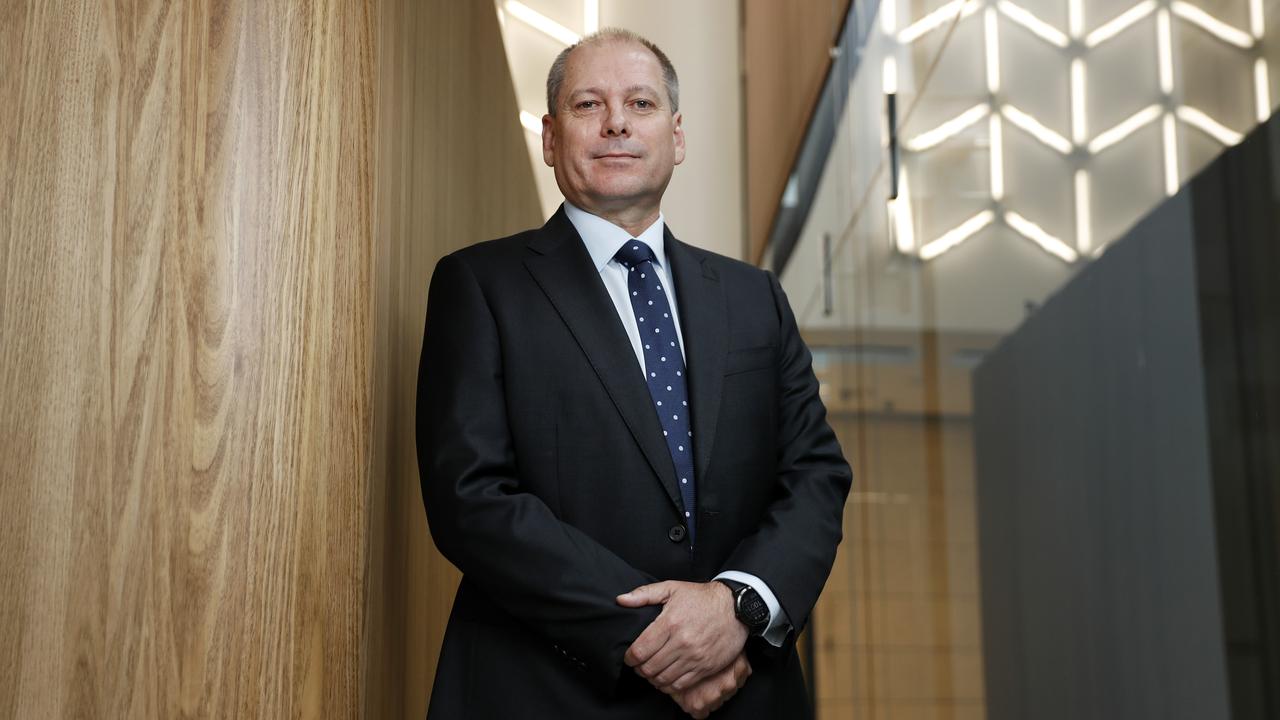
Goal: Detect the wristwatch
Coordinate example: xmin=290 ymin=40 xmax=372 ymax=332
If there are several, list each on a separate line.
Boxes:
xmin=716 ymin=579 xmax=770 ymax=636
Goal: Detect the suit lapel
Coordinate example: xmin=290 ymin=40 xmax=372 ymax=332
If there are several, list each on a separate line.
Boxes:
xmin=524 ymin=209 xmax=683 ymax=512
xmin=666 ymin=230 xmax=727 ymax=487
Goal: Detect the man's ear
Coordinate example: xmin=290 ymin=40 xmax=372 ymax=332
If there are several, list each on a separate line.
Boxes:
xmin=672 ymin=111 xmax=686 ymax=166
xmin=541 ymin=114 xmax=556 ymax=167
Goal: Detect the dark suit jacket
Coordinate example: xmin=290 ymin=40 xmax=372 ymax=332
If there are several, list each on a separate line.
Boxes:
xmin=416 ymin=207 xmax=852 ymax=718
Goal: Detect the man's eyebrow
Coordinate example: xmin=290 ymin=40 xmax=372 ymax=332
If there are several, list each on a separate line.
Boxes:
xmin=624 ymin=85 xmax=661 ymax=98
xmin=567 ymin=88 xmax=604 ymax=102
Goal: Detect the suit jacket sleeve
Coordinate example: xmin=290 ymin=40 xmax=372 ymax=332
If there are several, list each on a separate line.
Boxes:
xmin=416 ymin=253 xmax=660 ymax=692
xmin=720 ymin=270 xmax=853 ymax=635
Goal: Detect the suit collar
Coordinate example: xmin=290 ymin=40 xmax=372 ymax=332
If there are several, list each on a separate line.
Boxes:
xmin=664 ymin=229 xmax=727 ymax=487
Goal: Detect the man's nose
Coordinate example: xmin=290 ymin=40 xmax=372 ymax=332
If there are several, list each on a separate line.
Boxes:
xmin=602 ymin=103 xmax=629 ymax=136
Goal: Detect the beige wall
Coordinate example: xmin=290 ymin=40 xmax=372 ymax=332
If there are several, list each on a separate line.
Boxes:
xmin=0 ymin=1 xmax=538 ymax=717
xmin=602 ymin=0 xmax=745 ymax=261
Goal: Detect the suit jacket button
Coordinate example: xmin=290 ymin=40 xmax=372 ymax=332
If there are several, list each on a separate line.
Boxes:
xmin=668 ymin=525 xmax=687 ymax=543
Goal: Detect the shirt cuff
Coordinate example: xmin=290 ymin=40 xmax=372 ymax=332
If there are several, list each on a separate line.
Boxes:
xmin=714 ymin=570 xmax=792 ymax=648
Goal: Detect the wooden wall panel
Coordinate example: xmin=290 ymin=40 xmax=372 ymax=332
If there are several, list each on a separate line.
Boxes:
xmin=742 ymin=0 xmax=851 ymax=265
xmin=366 ymin=2 xmax=542 ymax=719
xmin=1 ymin=2 xmax=376 ymax=716
xmin=3 ymin=0 xmax=542 ymax=716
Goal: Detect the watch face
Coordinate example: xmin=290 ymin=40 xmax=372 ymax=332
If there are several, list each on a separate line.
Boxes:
xmin=736 ymin=587 xmax=770 ymax=632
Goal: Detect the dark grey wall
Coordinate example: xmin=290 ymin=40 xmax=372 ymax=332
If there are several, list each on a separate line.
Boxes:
xmin=973 ymin=171 xmax=1231 ymax=717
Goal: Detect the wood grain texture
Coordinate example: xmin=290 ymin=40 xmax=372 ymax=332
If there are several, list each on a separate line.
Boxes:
xmin=365 ymin=1 xmax=542 ymax=718
xmin=742 ymin=0 xmax=851 ymax=265
xmin=1 ymin=1 xmax=376 ymax=716
xmin=4 ymin=1 xmax=552 ymax=716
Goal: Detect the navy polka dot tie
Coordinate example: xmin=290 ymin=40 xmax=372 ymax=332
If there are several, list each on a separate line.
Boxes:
xmin=614 ymin=241 xmax=697 ymax=543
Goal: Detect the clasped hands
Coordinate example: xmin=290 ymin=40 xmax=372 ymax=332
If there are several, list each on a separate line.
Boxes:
xmin=616 ymin=581 xmax=751 ymax=718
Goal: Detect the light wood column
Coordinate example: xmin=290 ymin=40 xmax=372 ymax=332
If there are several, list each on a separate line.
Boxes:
xmin=0 ymin=1 xmax=538 ymax=717
xmin=742 ymin=0 xmax=850 ymax=264
xmin=367 ymin=1 xmax=542 ymax=718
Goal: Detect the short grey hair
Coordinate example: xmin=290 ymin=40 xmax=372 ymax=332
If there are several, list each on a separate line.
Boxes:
xmin=546 ymin=28 xmax=680 ymax=116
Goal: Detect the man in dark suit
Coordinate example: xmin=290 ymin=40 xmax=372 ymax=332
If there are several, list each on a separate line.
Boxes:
xmin=416 ymin=27 xmax=852 ymax=718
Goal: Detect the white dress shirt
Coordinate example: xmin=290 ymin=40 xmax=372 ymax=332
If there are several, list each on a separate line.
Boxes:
xmin=563 ymin=201 xmax=791 ymax=647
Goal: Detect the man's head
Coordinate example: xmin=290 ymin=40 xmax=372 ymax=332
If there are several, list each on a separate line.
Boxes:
xmin=542 ymin=29 xmax=685 ymax=225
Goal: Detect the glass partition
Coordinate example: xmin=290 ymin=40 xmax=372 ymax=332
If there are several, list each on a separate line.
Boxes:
xmin=781 ymin=1 xmax=1280 ymax=718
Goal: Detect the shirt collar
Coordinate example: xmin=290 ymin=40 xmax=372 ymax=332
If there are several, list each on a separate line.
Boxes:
xmin=563 ymin=201 xmax=667 ymax=272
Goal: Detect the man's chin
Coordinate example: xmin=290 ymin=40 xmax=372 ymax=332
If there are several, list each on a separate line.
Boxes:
xmin=581 ymin=184 xmax=654 ymax=207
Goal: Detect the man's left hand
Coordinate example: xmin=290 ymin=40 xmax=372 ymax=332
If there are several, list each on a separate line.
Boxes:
xmin=617 ymin=580 xmax=748 ymax=692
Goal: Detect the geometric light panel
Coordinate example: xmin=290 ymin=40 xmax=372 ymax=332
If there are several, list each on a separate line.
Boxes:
xmin=885 ymin=0 xmax=1270 ymax=262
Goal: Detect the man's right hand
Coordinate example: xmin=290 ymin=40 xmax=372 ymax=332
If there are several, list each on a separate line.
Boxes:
xmin=668 ymin=651 xmax=752 ymax=718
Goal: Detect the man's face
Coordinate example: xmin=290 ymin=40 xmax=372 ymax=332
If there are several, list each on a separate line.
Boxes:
xmin=542 ymin=40 xmax=685 ymax=217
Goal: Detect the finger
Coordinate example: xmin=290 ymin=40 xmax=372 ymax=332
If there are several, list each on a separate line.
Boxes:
xmin=638 ymin=642 xmax=682 ymax=680
xmin=689 ymin=684 xmax=717 ymax=718
xmin=669 ymin=669 xmax=703 ymax=691
xmin=625 ymin=623 xmax=671 ymax=668
xmin=719 ymin=670 xmax=741 ymax=699
xmin=616 ymin=581 xmax=675 ymax=607
xmin=642 ymin=623 xmax=705 ymax=681
xmin=655 ymin=661 xmax=706 ymax=686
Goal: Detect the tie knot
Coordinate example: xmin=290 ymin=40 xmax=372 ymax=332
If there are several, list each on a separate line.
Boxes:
xmin=614 ymin=240 xmax=656 ymax=268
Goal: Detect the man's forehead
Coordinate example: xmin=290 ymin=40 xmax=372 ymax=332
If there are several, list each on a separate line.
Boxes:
xmin=566 ymin=40 xmax=661 ymax=80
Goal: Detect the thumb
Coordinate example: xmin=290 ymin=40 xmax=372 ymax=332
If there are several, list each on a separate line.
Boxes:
xmin=616 ymin=581 xmax=675 ymax=607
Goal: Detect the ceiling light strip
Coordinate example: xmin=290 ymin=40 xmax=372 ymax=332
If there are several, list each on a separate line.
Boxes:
xmin=1257 ymin=58 xmax=1272 ymax=123
xmin=905 ymin=104 xmax=990 ymax=151
xmin=1006 ymin=211 xmax=1079 ymax=262
xmin=1075 ymin=170 xmax=1092 ymax=253
xmin=998 ymin=1 xmax=1069 ymax=47
xmin=899 ymin=0 xmax=977 ymax=44
xmin=1176 ymin=105 xmax=1243 ymax=145
xmin=892 ymin=167 xmax=916 ymax=253
xmin=1163 ymin=113 xmax=1180 ymax=196
xmin=504 ymin=1 xmax=580 ymax=45
xmin=919 ymin=210 xmax=995 ymax=260
xmin=1171 ymin=1 xmax=1254 ymax=49
xmin=1157 ymin=8 xmax=1174 ymax=94
xmin=1071 ymin=58 xmax=1088 ymax=144
xmin=986 ymin=7 xmax=1002 ymax=93
xmin=519 ymin=110 xmax=543 ymax=135
xmin=1002 ymin=105 xmax=1073 ymax=154
xmin=990 ymin=113 xmax=1005 ymax=200
xmin=1086 ymin=0 xmax=1156 ymax=48
xmin=1088 ymin=104 xmax=1163 ymax=154
xmin=882 ymin=0 xmax=897 ymax=35
xmin=1068 ymin=0 xmax=1085 ymax=39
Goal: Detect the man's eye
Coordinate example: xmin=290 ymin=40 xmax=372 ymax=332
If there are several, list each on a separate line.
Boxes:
xmin=577 ymin=101 xmax=598 ymax=110
xmin=634 ymin=100 xmax=652 ymax=109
